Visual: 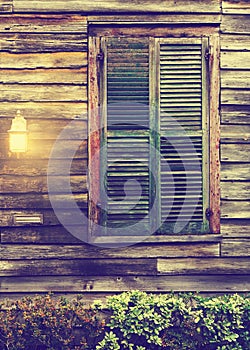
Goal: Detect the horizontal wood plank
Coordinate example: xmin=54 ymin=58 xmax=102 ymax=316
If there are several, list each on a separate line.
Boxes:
xmin=1 ymin=228 xmax=222 ymax=244
xmin=221 ymin=51 xmax=250 ymax=69
xmin=221 ymin=220 xmax=250 ymax=237
xmin=0 ymin=139 xmax=87 ymax=160
xmin=0 ymin=33 xmax=87 ymax=52
xmin=90 ymin=25 xmax=218 ymax=38
xmin=0 ymin=15 xmax=87 ymax=32
xmin=13 ymin=0 xmax=221 ymax=13
xmin=221 ymin=200 xmax=250 ymax=219
xmin=0 ymin=175 xmax=87 ymax=194
xmin=0 ymin=117 xmax=87 ymax=133
xmin=222 ymin=0 xmax=250 ymax=14
xmin=221 ymin=14 xmax=250 ymax=33
xmin=221 ymin=143 xmax=250 ymax=162
xmin=0 ymin=158 xmax=87 ymax=176
xmin=222 ymin=239 xmax=250 ymax=256
xmin=221 ymin=34 xmax=250 ymax=50
xmin=0 ymin=209 xmax=67 ymax=226
xmin=221 ymin=181 xmax=250 ymax=200
xmin=158 ymin=258 xmax=250 ymax=275
xmin=0 ymin=84 xmax=87 ymax=102
xmin=89 ymin=14 xmax=221 ymax=24
xmin=221 ymin=163 xmax=250 ymax=180
xmin=0 ymin=259 xmax=157 ymax=277
xmin=0 ymin=243 xmax=220 ymax=260
xmin=0 ymin=68 xmax=87 ymax=84
xmin=221 ymin=125 xmax=250 ymax=140
xmin=1 ymin=226 xmax=87 ymax=243
xmin=0 ymin=101 xmax=87 ymax=119
xmin=221 ymin=107 xmax=250 ymax=124
xmin=0 ymin=275 xmax=249 ymax=293
xmin=221 ymin=70 xmax=250 ymax=88
xmin=0 ymin=193 xmax=87 ymax=209
xmin=0 ymin=52 xmax=87 ymax=69
xmin=221 ymin=89 xmax=250 ymax=105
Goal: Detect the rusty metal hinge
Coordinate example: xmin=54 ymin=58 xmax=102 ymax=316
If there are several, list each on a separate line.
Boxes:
xmin=97 ymin=50 xmax=104 ymax=61
xmin=205 ymin=47 xmax=210 ymax=62
xmin=205 ymin=208 xmax=213 ymax=220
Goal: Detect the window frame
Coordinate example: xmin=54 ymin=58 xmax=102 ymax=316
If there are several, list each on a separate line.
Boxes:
xmin=88 ymin=24 xmax=220 ymax=243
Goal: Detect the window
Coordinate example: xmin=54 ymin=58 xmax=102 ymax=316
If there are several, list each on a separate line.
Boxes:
xmin=89 ymin=27 xmax=220 ymax=240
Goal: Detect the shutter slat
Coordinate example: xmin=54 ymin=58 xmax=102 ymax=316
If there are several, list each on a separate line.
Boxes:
xmin=159 ymin=40 xmax=206 ymax=231
xmin=104 ymin=37 xmax=150 ymax=231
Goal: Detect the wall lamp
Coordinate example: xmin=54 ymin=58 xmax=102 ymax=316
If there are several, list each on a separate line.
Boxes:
xmin=8 ymin=110 xmax=28 ymax=154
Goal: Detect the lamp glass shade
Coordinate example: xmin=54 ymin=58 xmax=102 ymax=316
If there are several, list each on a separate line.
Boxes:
xmin=9 ymin=131 xmax=28 ymax=153
xmin=8 ymin=111 xmax=28 ymax=153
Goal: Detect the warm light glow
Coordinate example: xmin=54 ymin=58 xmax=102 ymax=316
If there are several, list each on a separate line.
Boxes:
xmin=9 ymin=132 xmax=28 ymax=153
xmin=8 ymin=110 xmax=28 ymax=153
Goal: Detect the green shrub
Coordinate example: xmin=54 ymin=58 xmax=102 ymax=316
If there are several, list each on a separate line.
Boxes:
xmin=0 ymin=291 xmax=249 ymax=350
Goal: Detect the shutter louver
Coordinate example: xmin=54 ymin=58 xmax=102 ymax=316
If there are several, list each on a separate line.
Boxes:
xmin=158 ymin=39 xmax=209 ymax=233
xmin=102 ymin=37 xmax=151 ymax=234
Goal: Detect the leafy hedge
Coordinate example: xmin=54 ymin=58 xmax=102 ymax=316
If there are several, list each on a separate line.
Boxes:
xmin=0 ymin=291 xmax=249 ymax=350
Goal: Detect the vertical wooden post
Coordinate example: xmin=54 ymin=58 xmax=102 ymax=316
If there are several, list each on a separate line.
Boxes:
xmin=209 ymin=33 xmax=220 ymax=233
xmin=88 ymin=36 xmax=101 ymax=239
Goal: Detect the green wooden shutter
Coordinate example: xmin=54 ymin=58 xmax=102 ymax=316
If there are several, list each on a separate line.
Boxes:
xmin=100 ymin=37 xmax=151 ymax=234
xmin=156 ymin=38 xmax=210 ymax=233
xmin=98 ymin=36 xmax=209 ymax=236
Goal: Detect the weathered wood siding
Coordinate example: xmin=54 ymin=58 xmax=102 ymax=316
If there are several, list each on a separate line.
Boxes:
xmin=0 ymin=0 xmax=249 ymax=299
xmin=220 ymin=0 xmax=250 ymax=259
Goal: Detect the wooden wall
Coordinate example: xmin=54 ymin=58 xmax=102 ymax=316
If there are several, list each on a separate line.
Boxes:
xmin=220 ymin=0 xmax=250 ymax=259
xmin=0 ymin=0 xmax=249 ymax=300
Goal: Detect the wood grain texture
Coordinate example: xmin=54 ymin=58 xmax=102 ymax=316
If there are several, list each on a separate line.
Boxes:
xmin=0 ymin=102 xmax=87 ymax=119
xmin=221 ymin=143 xmax=250 ymax=162
xmin=221 ymin=89 xmax=250 ymax=105
xmin=221 ymin=14 xmax=250 ymax=33
xmin=0 ymin=138 xmax=87 ymax=160
xmin=0 ymin=14 xmax=87 ymax=32
xmin=221 ymin=125 xmax=250 ymax=140
xmin=221 ymin=200 xmax=250 ymax=219
xmin=0 ymin=209 xmax=66 ymax=226
xmin=221 ymin=52 xmax=250 ymax=69
xmin=0 ymin=118 xmax=87 ymax=135
xmin=1 ymin=229 xmax=222 ymax=244
xmin=0 ymin=52 xmax=87 ymax=69
xmin=0 ymin=175 xmax=87 ymax=194
xmin=222 ymin=239 xmax=250 ymax=256
xmin=89 ymin=14 xmax=221 ymax=24
xmin=90 ymin=25 xmax=218 ymax=38
xmin=13 ymin=0 xmax=221 ymax=13
xmin=0 ymin=226 xmax=83 ymax=244
xmin=0 ymin=84 xmax=87 ymax=102
xmin=0 ymin=33 xmax=87 ymax=53
xmin=221 ymin=34 xmax=250 ymax=50
xmin=0 ymin=259 xmax=157 ymax=277
xmin=88 ymin=36 xmax=101 ymax=238
xmin=209 ymin=34 xmax=220 ymax=233
xmin=0 ymin=68 xmax=87 ymax=84
xmin=221 ymin=163 xmax=250 ymax=180
xmin=158 ymin=258 xmax=250 ymax=275
xmin=222 ymin=0 xmax=250 ymax=14
xmin=0 ymin=243 xmax=220 ymax=260
xmin=0 ymin=275 xmax=249 ymax=293
xmin=221 ymin=107 xmax=250 ymax=124
xmin=221 ymin=181 xmax=250 ymax=200
xmin=221 ymin=220 xmax=250 ymax=237
xmin=0 ymin=158 xmax=87 ymax=176
xmin=221 ymin=70 xmax=250 ymax=88
xmin=0 ymin=193 xmax=87 ymax=209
